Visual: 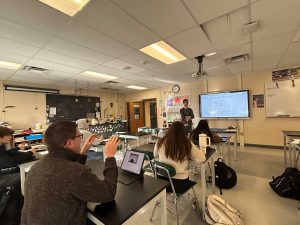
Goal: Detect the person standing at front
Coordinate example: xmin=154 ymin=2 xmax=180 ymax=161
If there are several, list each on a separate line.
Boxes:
xmin=21 ymin=121 xmax=119 ymax=225
xmin=180 ymin=99 xmax=194 ymax=134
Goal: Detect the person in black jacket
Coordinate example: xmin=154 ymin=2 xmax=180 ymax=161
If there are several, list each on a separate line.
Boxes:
xmin=0 ymin=127 xmax=36 ymax=171
xmin=0 ymin=127 xmax=36 ymax=225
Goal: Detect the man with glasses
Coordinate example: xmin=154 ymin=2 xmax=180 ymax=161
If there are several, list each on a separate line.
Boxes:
xmin=21 ymin=121 xmax=119 ymax=225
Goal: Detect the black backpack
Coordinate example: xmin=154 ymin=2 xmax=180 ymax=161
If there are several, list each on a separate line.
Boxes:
xmin=269 ymin=167 xmax=300 ymax=200
xmin=211 ymin=158 xmax=237 ymax=194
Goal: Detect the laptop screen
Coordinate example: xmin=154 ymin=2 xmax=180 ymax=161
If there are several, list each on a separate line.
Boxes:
xmin=121 ymin=150 xmax=144 ymax=175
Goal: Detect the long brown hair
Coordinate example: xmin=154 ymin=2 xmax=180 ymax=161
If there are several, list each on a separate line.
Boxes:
xmin=157 ymin=121 xmax=192 ymax=162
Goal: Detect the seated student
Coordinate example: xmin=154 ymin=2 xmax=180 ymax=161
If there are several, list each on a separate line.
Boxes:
xmin=190 ymin=120 xmax=222 ymax=146
xmin=0 ymin=127 xmax=36 ymax=225
xmin=76 ymin=118 xmax=103 ymax=148
xmin=21 ymin=121 xmax=119 ymax=225
xmin=0 ymin=127 xmax=36 ymax=172
xmin=154 ymin=121 xmax=205 ymax=193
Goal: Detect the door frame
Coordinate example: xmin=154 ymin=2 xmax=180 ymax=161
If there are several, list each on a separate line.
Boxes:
xmin=142 ymin=98 xmax=158 ymax=128
xmin=126 ymin=101 xmax=145 ymax=133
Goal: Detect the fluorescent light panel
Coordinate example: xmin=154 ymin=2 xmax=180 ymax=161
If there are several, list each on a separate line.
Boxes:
xmin=205 ymin=52 xmax=217 ymax=57
xmin=140 ymin=41 xmax=187 ymax=64
xmin=126 ymin=85 xmax=147 ymax=90
xmin=81 ymin=71 xmax=118 ymax=80
xmin=0 ymin=61 xmax=21 ymax=70
xmin=38 ymin=0 xmax=90 ymax=17
xmin=5 ymin=85 xmax=59 ymax=94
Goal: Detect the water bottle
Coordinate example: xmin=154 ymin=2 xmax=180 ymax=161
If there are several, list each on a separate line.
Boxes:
xmin=199 ymin=133 xmax=211 ymax=154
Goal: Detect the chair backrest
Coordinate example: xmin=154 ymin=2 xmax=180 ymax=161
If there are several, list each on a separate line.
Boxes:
xmin=153 ymin=161 xmax=177 ymax=194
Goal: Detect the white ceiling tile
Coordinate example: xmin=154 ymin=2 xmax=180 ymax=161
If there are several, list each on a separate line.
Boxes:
xmin=151 ymin=66 xmax=191 ymax=82
xmin=9 ymin=75 xmax=56 ymax=85
xmin=0 ymin=0 xmax=71 ymax=34
xmin=227 ymin=60 xmax=252 ymax=74
xmin=203 ymin=55 xmax=227 ymax=70
xmin=119 ymin=51 xmax=165 ymax=70
xmin=278 ymin=41 xmax=300 ymax=68
xmin=103 ymin=59 xmax=146 ymax=74
xmin=218 ymin=43 xmax=251 ymax=59
xmin=71 ymin=75 xmax=108 ymax=84
xmin=0 ymin=37 xmax=39 ymax=57
xmin=253 ymin=32 xmax=294 ymax=58
xmin=184 ymin=0 xmax=249 ymax=24
xmin=90 ymin=65 xmax=131 ymax=78
xmin=136 ymin=70 xmax=159 ymax=79
xmin=45 ymin=38 xmax=114 ymax=64
xmin=0 ymin=51 xmax=30 ymax=64
xmin=11 ymin=70 xmax=73 ymax=82
xmin=55 ymin=82 xmax=78 ymax=88
xmin=253 ymin=55 xmax=281 ymax=72
xmin=76 ymin=0 xmax=160 ymax=49
xmin=0 ymin=18 xmax=53 ymax=47
xmin=167 ymin=26 xmax=215 ymax=58
xmin=0 ymin=68 xmax=15 ymax=80
xmin=34 ymin=50 xmax=97 ymax=70
xmin=252 ymin=0 xmax=300 ymax=41
xmin=112 ymin=0 xmax=196 ymax=38
xmin=203 ymin=7 xmax=250 ymax=50
xmin=170 ymin=60 xmax=197 ymax=73
xmin=26 ymin=58 xmax=84 ymax=74
xmin=58 ymin=21 xmax=134 ymax=57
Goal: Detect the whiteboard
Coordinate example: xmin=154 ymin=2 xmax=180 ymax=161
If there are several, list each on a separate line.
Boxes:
xmin=265 ymin=79 xmax=300 ymax=117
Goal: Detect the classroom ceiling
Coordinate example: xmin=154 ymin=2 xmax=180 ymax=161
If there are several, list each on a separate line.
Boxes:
xmin=0 ymin=0 xmax=299 ymax=92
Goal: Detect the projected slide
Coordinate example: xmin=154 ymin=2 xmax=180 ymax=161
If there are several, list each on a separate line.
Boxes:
xmin=199 ymin=91 xmax=250 ymax=118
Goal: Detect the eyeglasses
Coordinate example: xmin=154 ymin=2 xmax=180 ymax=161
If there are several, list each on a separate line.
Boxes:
xmin=64 ymin=133 xmax=83 ymax=145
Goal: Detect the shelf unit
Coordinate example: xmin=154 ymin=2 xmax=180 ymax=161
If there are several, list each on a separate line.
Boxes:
xmin=12 ymin=131 xmax=44 ymax=148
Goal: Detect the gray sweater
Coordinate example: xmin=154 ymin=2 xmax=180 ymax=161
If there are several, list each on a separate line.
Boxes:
xmin=21 ymin=147 xmax=118 ymax=225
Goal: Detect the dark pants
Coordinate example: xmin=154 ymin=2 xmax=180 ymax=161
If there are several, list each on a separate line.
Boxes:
xmin=157 ymin=175 xmax=190 ymax=194
xmin=0 ymin=173 xmax=23 ymax=225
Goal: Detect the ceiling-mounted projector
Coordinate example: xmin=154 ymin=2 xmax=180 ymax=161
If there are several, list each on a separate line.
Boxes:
xmin=192 ymin=55 xmax=207 ymax=79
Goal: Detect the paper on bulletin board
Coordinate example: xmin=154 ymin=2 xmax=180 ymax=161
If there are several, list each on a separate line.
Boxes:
xmin=49 ymin=107 xmax=56 ymax=115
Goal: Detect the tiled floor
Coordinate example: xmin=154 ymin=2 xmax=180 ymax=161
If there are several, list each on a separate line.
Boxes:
xmin=140 ymin=147 xmax=300 ymax=225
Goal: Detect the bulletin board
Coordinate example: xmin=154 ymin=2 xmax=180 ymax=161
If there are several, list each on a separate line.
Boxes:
xmin=166 ymin=94 xmax=190 ymax=107
xmin=46 ymin=94 xmax=101 ymax=123
xmin=166 ymin=94 xmax=190 ymax=122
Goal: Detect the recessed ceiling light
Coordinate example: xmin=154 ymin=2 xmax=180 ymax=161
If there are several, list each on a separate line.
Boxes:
xmin=291 ymin=30 xmax=300 ymax=43
xmin=38 ymin=0 xmax=90 ymax=17
xmin=205 ymin=52 xmax=217 ymax=57
xmin=81 ymin=71 xmax=118 ymax=80
xmin=126 ymin=85 xmax=148 ymax=90
xmin=0 ymin=61 xmax=21 ymax=70
xmin=139 ymin=41 xmax=187 ymax=64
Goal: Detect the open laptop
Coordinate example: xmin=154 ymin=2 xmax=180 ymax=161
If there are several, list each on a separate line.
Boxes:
xmin=117 ymin=150 xmax=145 ymax=185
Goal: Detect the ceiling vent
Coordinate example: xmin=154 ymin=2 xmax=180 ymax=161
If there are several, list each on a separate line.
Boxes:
xmin=22 ymin=66 xmax=49 ymax=74
xmin=243 ymin=21 xmax=259 ymax=34
xmin=225 ymin=54 xmax=249 ymax=64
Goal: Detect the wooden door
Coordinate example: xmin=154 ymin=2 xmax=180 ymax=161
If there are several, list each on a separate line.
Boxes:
xmin=128 ymin=101 xmax=145 ymax=134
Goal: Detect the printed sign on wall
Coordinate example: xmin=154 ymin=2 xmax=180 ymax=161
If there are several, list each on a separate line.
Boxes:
xmin=253 ymin=94 xmax=264 ymax=108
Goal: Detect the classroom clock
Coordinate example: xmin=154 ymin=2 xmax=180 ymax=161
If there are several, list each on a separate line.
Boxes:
xmin=172 ymin=85 xmax=180 ymax=93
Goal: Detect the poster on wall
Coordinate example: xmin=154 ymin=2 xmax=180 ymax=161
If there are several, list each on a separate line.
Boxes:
xmin=272 ymin=66 xmax=300 ymax=81
xmin=133 ymin=104 xmax=140 ymax=119
xmin=253 ymin=94 xmax=264 ymax=108
xmin=167 ymin=94 xmax=190 ymax=107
